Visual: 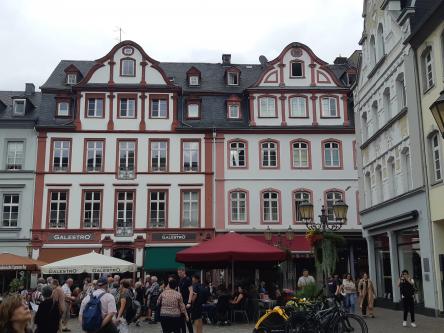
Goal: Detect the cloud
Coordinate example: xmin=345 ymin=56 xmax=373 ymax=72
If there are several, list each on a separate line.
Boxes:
xmin=0 ymin=0 xmax=362 ymax=90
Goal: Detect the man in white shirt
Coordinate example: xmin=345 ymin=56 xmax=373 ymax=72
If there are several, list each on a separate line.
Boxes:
xmin=297 ymin=269 xmax=316 ymax=289
xmin=61 ymin=278 xmax=75 ymax=332
xmin=79 ymin=276 xmax=118 ymax=333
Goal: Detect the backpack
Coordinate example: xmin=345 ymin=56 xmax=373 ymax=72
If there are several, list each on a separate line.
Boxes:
xmin=82 ymin=292 xmax=105 ymax=332
xmin=124 ymin=289 xmax=141 ymax=323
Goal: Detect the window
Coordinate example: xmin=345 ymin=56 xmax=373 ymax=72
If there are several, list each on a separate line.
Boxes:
xmin=118 ymin=141 xmax=136 ymax=179
xmin=13 ymin=100 xmax=26 ymax=116
xmin=291 ymin=140 xmax=310 ymax=168
xmin=121 ymin=58 xmax=135 ymax=76
xmin=6 ymin=141 xmax=24 ymax=170
xmin=189 ymin=76 xmax=199 ymax=86
xmin=259 ymin=97 xmax=276 ymax=118
xmin=260 ymin=141 xmax=278 ymax=168
xmin=228 ymin=104 xmax=240 ymax=119
xmin=229 ymin=141 xmax=246 ymax=168
xmin=57 ymin=102 xmax=70 ymax=117
xmin=2 ymin=194 xmax=19 ymax=227
xmin=365 ymin=172 xmax=372 ymax=208
xmin=149 ymin=191 xmax=167 ymax=228
xmin=422 ymin=48 xmax=434 ymax=91
xmin=118 ymin=98 xmax=136 ymax=118
xmin=182 ymin=141 xmax=199 ymax=172
xmin=85 ymin=140 xmax=104 ymax=172
xmin=376 ymin=24 xmax=385 ymax=60
xmin=325 ymin=191 xmax=344 ymax=221
xmin=187 ymin=103 xmax=200 ymax=119
xmin=290 ymin=61 xmax=303 ymax=77
xmin=431 ymin=133 xmax=442 ymax=182
xmin=66 ymin=74 xmax=77 ymax=85
xmin=294 ymin=191 xmax=311 ymax=222
xmin=396 ymin=73 xmax=406 ymax=109
xmin=227 ymin=72 xmax=239 ymax=85
xmin=150 ymin=98 xmax=168 ymax=118
xmin=323 ymin=140 xmax=341 ymax=168
xmin=403 ymin=149 xmax=412 ymax=191
xmin=52 ymin=140 xmax=71 ymax=172
xmin=230 ymin=191 xmax=247 ymax=223
xmin=375 ymin=166 xmax=383 ymax=203
xmin=182 ymin=190 xmax=199 ymax=227
xmin=49 ymin=191 xmax=68 ymax=228
xmin=383 ymin=87 xmax=391 ymax=121
xmin=371 ymin=101 xmax=378 ymax=133
xmin=361 ymin=112 xmax=368 ymax=142
xmin=289 ymin=97 xmax=307 ymax=117
xmin=82 ymin=191 xmax=101 ymax=228
xmin=87 ymin=98 xmax=104 ymax=118
xmin=150 ymin=140 xmax=168 ymax=172
xmin=369 ymin=35 xmax=376 ymax=67
xmin=387 ymin=157 xmax=396 ymax=197
xmin=321 ymin=97 xmax=338 ymax=117
xmin=116 ymin=191 xmax=134 ymax=236
xmin=262 ymin=191 xmax=280 ymax=223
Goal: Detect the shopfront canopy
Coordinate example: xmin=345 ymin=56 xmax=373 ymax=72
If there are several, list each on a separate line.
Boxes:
xmin=0 ymin=253 xmax=46 ymax=271
xmin=144 ymin=247 xmax=187 ymax=271
xmin=40 ymin=251 xmax=136 ymax=275
xmin=176 ymin=232 xmax=286 ymax=264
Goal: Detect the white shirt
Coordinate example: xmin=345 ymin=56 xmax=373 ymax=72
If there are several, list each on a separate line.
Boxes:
xmin=62 ymin=283 xmax=72 ymax=297
xmin=297 ymin=275 xmax=315 ymax=288
xmin=79 ymin=289 xmax=117 ymax=319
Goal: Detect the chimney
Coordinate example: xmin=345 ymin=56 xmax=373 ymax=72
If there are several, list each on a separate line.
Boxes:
xmin=222 ymin=54 xmax=231 ymax=66
xmin=25 ymin=83 xmax=35 ymax=96
xmin=334 ymin=56 xmax=348 ymax=65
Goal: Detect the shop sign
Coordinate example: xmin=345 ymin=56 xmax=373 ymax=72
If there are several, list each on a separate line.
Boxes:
xmin=0 ymin=265 xmax=26 ymax=271
xmin=152 ymin=232 xmax=196 ymax=241
xmin=48 ymin=233 xmax=95 ymax=241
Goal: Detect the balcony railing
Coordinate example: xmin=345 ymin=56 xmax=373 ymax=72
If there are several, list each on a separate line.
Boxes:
xmin=115 ymin=226 xmax=133 ymax=237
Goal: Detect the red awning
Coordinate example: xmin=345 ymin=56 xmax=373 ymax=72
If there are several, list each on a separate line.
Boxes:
xmin=248 ymin=235 xmax=312 ymax=253
xmin=176 ymin=232 xmax=286 ymax=264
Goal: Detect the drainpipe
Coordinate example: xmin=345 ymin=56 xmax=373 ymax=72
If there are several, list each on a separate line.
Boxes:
xmin=212 ymin=127 xmax=217 ymax=232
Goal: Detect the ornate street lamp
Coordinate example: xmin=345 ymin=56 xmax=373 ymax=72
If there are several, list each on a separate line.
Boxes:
xmin=299 ymin=200 xmax=348 ymax=232
xmin=264 ymin=226 xmax=273 ymax=242
xmin=430 ymin=91 xmax=444 ymax=137
xmin=286 ymin=226 xmax=294 ymax=241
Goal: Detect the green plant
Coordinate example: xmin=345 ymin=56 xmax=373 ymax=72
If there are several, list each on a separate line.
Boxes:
xmin=9 ymin=277 xmax=24 ymax=293
xmin=295 ymin=282 xmax=322 ymax=299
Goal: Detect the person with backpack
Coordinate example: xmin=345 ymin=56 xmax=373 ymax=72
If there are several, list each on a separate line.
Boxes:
xmin=34 ymin=285 xmax=61 ymax=333
xmin=79 ymin=276 xmax=117 ymax=333
xmin=397 ymin=269 xmax=416 ymax=328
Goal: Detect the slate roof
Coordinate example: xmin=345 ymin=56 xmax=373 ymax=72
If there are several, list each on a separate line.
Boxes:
xmin=410 ymin=0 xmax=442 ymax=32
xmin=40 ymin=60 xmax=95 ymax=90
xmin=406 ymin=0 xmax=444 ymax=47
xmin=0 ymin=90 xmax=41 ymax=126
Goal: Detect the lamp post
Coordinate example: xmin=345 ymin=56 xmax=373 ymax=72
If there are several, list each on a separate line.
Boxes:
xmin=298 ymin=201 xmax=348 ymax=232
xmin=430 ymin=91 xmax=444 ymax=137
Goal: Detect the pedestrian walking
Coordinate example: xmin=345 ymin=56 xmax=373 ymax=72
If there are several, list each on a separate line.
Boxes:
xmin=358 ymin=273 xmax=375 ymax=317
xmin=116 ymin=279 xmax=132 ymax=333
xmin=297 ymin=269 xmax=315 ymax=289
xmin=398 ymin=269 xmax=416 ymax=328
xmin=61 ymin=278 xmax=75 ymax=332
xmin=34 ymin=285 xmax=62 ymax=333
xmin=191 ymin=274 xmax=208 ymax=333
xmin=157 ymin=279 xmax=189 ymax=333
xmin=340 ymin=274 xmax=357 ymax=313
xmin=178 ymin=268 xmax=194 ymax=333
xmin=79 ymin=276 xmax=118 ymax=333
xmin=146 ymin=276 xmax=160 ymax=324
xmin=0 ymin=294 xmax=32 ymax=333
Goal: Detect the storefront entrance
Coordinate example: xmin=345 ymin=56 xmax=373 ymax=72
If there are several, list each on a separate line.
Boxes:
xmin=374 ymin=233 xmax=393 ymax=299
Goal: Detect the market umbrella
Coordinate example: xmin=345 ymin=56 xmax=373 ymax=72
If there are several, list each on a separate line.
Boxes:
xmin=176 ymin=232 xmax=286 ymax=291
xmin=40 ymin=251 xmax=136 ymax=275
xmin=0 ymin=253 xmax=46 ymax=271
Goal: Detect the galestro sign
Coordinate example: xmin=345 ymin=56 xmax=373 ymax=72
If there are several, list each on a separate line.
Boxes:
xmin=152 ymin=232 xmax=197 ymax=241
xmin=48 ymin=233 xmax=95 ymax=241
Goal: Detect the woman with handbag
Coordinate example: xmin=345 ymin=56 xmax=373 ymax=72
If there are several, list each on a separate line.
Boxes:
xmin=157 ymin=279 xmax=189 ymax=333
xmin=358 ymin=273 xmax=375 ymax=317
xmin=340 ymin=274 xmax=357 ymax=313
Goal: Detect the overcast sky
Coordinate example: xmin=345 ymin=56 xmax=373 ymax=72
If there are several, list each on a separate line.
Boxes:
xmin=0 ymin=0 xmax=363 ymax=91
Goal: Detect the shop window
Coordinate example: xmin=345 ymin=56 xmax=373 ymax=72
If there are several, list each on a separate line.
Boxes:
xmin=374 ymin=233 xmax=393 ymax=299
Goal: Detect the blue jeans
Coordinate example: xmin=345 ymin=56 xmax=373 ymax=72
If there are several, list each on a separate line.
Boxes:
xmin=344 ymin=293 xmax=356 ymax=313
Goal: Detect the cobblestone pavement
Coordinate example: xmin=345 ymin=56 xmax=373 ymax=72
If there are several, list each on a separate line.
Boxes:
xmin=65 ymin=307 xmax=444 ymax=332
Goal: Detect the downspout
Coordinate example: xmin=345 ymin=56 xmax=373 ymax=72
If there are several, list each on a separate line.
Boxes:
xmin=212 ymin=127 xmax=216 ymax=232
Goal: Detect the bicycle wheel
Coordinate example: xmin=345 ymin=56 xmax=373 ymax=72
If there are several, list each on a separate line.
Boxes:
xmin=333 ymin=313 xmax=368 ymax=333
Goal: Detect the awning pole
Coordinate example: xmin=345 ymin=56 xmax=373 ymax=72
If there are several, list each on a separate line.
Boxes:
xmin=231 ymin=260 xmax=234 ymax=294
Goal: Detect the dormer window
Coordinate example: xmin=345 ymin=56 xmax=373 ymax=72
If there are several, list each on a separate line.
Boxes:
xmin=187 ymin=102 xmax=200 ymax=119
xmin=227 ymin=72 xmax=239 ymax=85
xmin=121 ymin=58 xmax=135 ymax=76
xmin=57 ymin=102 xmax=70 ymax=117
xmin=13 ymin=99 xmax=26 ymax=116
xmin=189 ymin=76 xmax=199 ymax=86
xmin=66 ymin=74 xmax=77 ymax=85
xmin=290 ymin=61 xmax=304 ymax=78
xmin=228 ymin=104 xmax=240 ymax=119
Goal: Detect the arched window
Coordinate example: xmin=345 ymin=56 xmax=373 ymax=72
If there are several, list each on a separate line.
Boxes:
xmin=362 ymin=111 xmax=368 ymax=142
xmin=325 ymin=190 xmax=345 ymax=222
xmin=430 ymin=133 xmax=442 ymax=183
xmin=383 ymin=87 xmax=391 ymax=122
xmin=371 ymin=101 xmax=378 ymax=134
xmin=369 ymin=35 xmax=377 ymax=67
xmin=401 ymin=147 xmax=412 ymax=192
xmin=322 ymin=140 xmax=342 ymax=168
xmin=260 ymin=140 xmax=279 ymax=168
xmin=228 ymin=140 xmax=247 ymax=168
xmin=293 ymin=190 xmax=312 ymax=222
xmin=395 ymin=73 xmax=406 ymax=110
xmin=364 ymin=171 xmax=372 ymax=208
xmin=421 ymin=47 xmax=434 ymax=91
xmin=375 ymin=165 xmax=383 ymax=203
xmin=229 ymin=190 xmax=248 ymax=223
xmin=291 ymin=140 xmax=310 ymax=168
xmin=261 ymin=190 xmax=280 ymax=223
xmin=387 ymin=156 xmax=396 ymax=198
xmin=377 ymin=24 xmax=385 ymax=60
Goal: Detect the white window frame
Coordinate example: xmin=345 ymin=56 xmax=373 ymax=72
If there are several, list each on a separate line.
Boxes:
xmin=290 ymin=97 xmax=307 ymax=117
xmin=324 ymin=141 xmax=340 ymax=168
xmin=228 ymin=103 xmax=240 ymax=119
xmin=151 ymin=99 xmax=168 ymax=118
xmin=431 ymin=133 xmax=442 ymax=182
xmin=262 ymin=191 xmax=279 ymax=223
xmin=49 ymin=191 xmax=68 ymax=228
xmin=259 ymin=97 xmax=276 ymax=118
xmin=182 ymin=191 xmax=199 ymax=227
xmin=149 ymin=191 xmax=167 ymax=228
xmin=292 ymin=141 xmax=309 ymax=168
xmin=83 ymin=191 xmax=101 ymax=228
xmin=187 ymin=103 xmax=200 ymax=118
xmin=150 ymin=141 xmax=168 ymax=172
xmin=423 ymin=49 xmax=434 ymax=91
xmin=294 ymin=191 xmax=311 ymax=222
xmin=326 ymin=191 xmax=343 ymax=222
xmin=227 ymin=72 xmax=239 ymax=85
xmin=121 ymin=59 xmax=135 ymax=76
xmin=6 ymin=141 xmax=24 ymax=170
xmin=118 ymin=141 xmax=136 ymax=179
xmin=189 ymin=76 xmax=199 ymax=86
xmin=87 ymin=98 xmax=104 ymax=118
xmin=57 ymin=102 xmax=70 ymax=117
xmin=13 ymin=99 xmax=26 ymax=116
xmin=229 ymin=142 xmax=246 ymax=168
xmin=2 ymin=193 xmax=20 ymax=228
xmin=321 ymin=97 xmax=338 ymax=117
xmin=182 ymin=141 xmax=199 ymax=172
xmin=52 ymin=140 xmax=70 ymax=172
xmin=261 ymin=141 xmax=278 ymax=168
xmin=66 ymin=73 xmax=77 ymax=85
xmin=230 ymin=191 xmax=247 ymax=223
xmin=116 ymin=191 xmax=134 ymax=231
xmin=86 ymin=141 xmax=104 ymax=172
xmin=119 ymin=98 xmax=136 ymax=118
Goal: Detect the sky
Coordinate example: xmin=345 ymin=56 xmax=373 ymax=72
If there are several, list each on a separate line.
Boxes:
xmin=0 ymin=0 xmax=363 ymax=91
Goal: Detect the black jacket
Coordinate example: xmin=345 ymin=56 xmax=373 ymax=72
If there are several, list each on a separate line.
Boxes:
xmin=34 ymin=298 xmax=61 ymax=333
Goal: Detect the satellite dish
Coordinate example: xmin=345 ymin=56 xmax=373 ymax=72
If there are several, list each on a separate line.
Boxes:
xmin=259 ymin=55 xmax=268 ymax=67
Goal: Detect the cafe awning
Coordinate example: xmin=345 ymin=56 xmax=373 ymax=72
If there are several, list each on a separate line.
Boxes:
xmin=144 ymin=247 xmax=187 ymax=271
xmin=0 ymin=253 xmax=46 ymax=271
